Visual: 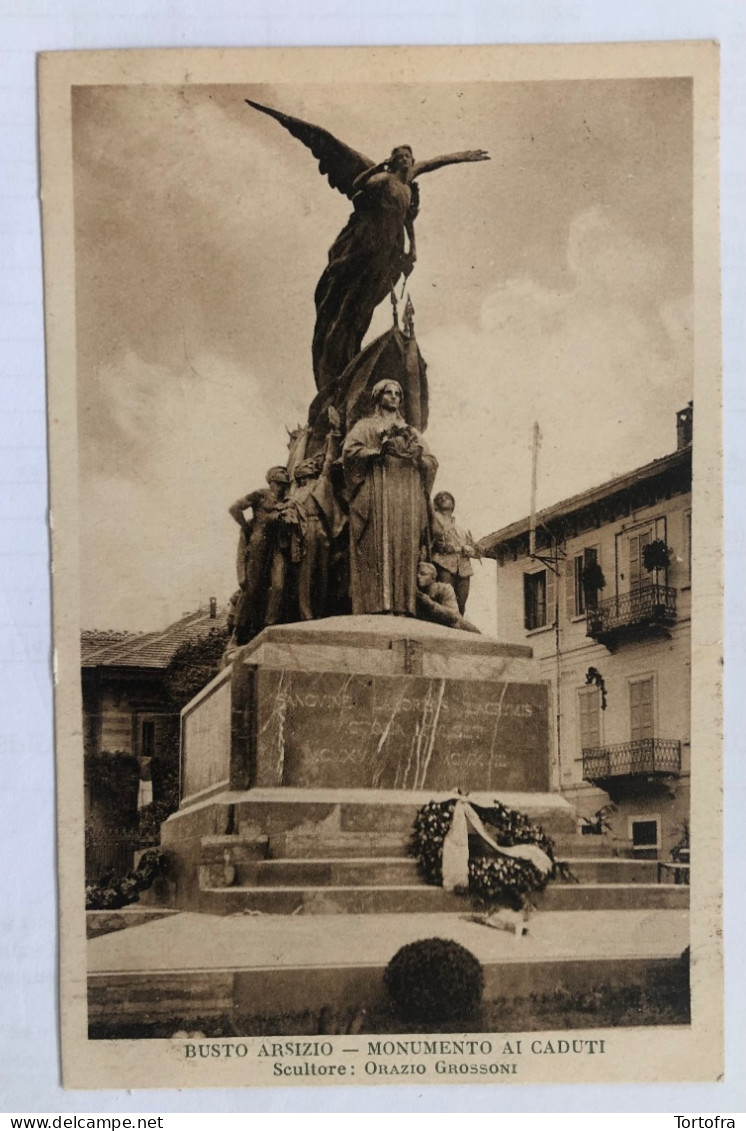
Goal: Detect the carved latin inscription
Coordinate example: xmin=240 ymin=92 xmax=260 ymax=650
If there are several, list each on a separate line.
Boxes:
xmin=250 ymin=670 xmax=549 ymax=791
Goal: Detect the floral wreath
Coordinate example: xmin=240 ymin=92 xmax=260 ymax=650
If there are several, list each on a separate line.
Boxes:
xmin=412 ymin=796 xmax=565 ymax=909
xmin=86 ymin=847 xmax=167 ymax=911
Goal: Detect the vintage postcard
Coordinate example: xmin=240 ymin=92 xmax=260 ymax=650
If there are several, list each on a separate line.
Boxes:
xmin=40 ymin=42 xmax=722 ymax=1090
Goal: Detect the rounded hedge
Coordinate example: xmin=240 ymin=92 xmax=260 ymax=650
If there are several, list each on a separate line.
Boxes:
xmin=384 ymin=937 xmax=484 ymax=1023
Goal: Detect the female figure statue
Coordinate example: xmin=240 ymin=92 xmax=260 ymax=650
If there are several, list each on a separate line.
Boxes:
xmin=245 ymin=99 xmax=489 ymax=390
xmin=342 ymin=379 xmax=437 ymax=617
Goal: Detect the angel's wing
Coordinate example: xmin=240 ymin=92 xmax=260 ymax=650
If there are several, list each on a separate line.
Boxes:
xmin=245 ymin=99 xmax=375 ymax=199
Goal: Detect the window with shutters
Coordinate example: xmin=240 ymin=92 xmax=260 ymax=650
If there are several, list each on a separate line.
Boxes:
xmin=578 ymin=686 xmax=601 ymax=752
xmin=523 ymin=568 xmax=555 ymax=630
xmin=568 ymin=546 xmax=600 ymax=616
xmin=629 ymin=676 xmax=655 ymax=740
xmin=683 ymin=509 xmax=692 ymax=585
xmin=140 ymin=718 xmax=156 ymax=759
xmin=628 ymin=529 xmax=653 ymax=591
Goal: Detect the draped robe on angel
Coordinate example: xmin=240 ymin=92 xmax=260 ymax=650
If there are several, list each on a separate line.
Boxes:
xmin=244 ymin=100 xmax=489 ymax=391
xmin=313 ymin=173 xmax=416 ymax=391
xmin=342 ymin=410 xmax=437 ymax=616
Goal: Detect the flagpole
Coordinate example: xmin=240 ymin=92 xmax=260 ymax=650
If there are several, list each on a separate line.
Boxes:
xmin=529 ymin=421 xmax=540 ymax=559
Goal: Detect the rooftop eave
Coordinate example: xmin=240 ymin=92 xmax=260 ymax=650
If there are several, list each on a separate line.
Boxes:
xmin=480 ymin=445 xmax=691 ymax=560
xmin=82 ymin=663 xmax=165 ymax=680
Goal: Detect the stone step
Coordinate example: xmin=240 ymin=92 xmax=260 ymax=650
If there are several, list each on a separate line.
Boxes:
xmin=200 ymin=853 xmax=662 ymax=890
xmin=199 ymin=831 xmax=463 ymax=867
xmin=271 ymin=834 xmax=635 ymax=861
xmin=86 ymin=908 xmax=180 ymax=940
xmin=199 ymin=881 xmax=688 ymax=916
xmin=557 ymin=858 xmax=661 ymax=884
xmin=230 ymin=789 xmax=577 ymax=842
xmin=229 ymin=857 xmax=420 ymax=888
xmin=270 ymin=832 xmax=413 ymax=859
xmin=199 ymin=883 xmax=467 ymax=916
xmin=197 ymin=837 xmax=640 ymax=875
xmin=551 ymin=837 xmax=632 ymax=858
xmin=200 ymin=835 xmax=269 ymax=863
xmin=270 ymin=831 xmax=614 ymax=863
xmin=538 ymin=883 xmax=688 ymax=912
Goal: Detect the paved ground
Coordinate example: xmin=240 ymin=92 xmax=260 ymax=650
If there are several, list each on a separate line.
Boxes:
xmin=88 ymin=907 xmax=689 ymax=974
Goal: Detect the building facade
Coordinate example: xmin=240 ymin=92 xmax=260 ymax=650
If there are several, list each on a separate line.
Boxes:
xmin=81 ymin=603 xmax=227 ymax=879
xmin=81 ymin=603 xmax=226 ymax=764
xmin=480 ymin=407 xmax=692 ymax=860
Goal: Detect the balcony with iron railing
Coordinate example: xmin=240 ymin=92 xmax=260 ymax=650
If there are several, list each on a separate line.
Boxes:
xmin=586 ymin=583 xmax=677 ymax=646
xmin=582 ymin=738 xmax=682 ymax=784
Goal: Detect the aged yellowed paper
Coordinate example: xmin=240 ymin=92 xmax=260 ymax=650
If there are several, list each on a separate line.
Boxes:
xmin=40 ymin=42 xmax=722 ymax=1089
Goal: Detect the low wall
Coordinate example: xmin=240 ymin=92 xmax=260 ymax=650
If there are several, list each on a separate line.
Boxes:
xmin=181 ymin=667 xmax=232 ymax=804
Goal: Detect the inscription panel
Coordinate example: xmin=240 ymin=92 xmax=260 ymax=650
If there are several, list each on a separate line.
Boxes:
xmin=251 ymin=670 xmax=549 ymax=791
xmin=182 ymin=671 xmax=232 ymax=800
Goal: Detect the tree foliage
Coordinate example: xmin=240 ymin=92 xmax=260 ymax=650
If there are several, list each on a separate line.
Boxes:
xmin=384 ymin=938 xmax=484 ymax=1023
xmin=162 ymin=629 xmax=227 ymax=709
xmin=138 ymin=629 xmax=228 ymax=836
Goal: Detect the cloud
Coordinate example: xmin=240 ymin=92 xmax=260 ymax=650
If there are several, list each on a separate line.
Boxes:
xmin=74 ymin=85 xmax=329 ymax=437
xmin=79 ymin=206 xmax=692 ymax=631
xmin=79 ymin=348 xmax=302 ymax=629
xmin=73 ymin=82 xmax=693 ymax=632
xmin=421 ymin=208 xmax=692 ymax=542
xmin=566 ymin=206 xmax=668 ymax=298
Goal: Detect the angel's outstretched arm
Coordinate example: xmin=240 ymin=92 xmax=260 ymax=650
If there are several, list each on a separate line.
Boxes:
xmin=411 ymin=149 xmax=490 ymax=178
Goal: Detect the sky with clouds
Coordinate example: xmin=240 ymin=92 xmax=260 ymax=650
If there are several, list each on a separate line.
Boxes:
xmin=73 ymin=77 xmax=692 ymax=631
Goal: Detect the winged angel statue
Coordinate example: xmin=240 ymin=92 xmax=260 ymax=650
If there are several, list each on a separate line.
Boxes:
xmin=246 ymin=100 xmax=489 ymax=391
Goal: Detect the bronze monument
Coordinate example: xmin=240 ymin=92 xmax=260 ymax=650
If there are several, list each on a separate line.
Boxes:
xmin=227 ymin=99 xmax=490 ymax=642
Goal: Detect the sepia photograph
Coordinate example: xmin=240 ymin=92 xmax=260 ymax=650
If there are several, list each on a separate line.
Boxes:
xmin=40 ymin=42 xmax=721 ymax=1090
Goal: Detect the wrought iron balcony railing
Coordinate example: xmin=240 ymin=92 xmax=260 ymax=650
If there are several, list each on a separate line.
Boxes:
xmin=582 ymin=737 xmax=682 ymax=782
xmin=586 ymin=584 xmax=677 ymax=641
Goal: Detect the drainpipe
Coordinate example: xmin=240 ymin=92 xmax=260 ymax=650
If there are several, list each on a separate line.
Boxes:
xmin=554 ymin=541 xmax=563 ymax=791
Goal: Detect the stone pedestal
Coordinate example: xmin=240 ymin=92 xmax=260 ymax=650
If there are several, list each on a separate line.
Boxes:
xmin=179 ymin=615 xmax=550 ymax=801
xmin=160 ymin=615 xmax=574 ymax=916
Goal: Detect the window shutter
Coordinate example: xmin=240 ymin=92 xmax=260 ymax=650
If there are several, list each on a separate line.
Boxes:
xmin=630 ymin=677 xmax=654 ymax=740
xmin=579 ymin=687 xmax=601 ymax=750
xmin=582 ymin=546 xmax=599 ymax=610
xmin=629 ymin=535 xmax=641 ymax=590
xmin=140 ymin=718 xmax=155 ymax=758
xmin=545 ymin=567 xmax=556 ymax=627
xmin=565 ymin=557 xmax=576 ymax=618
xmin=639 ymin=530 xmax=652 ymax=588
xmin=629 ymin=532 xmax=653 ymax=591
xmin=640 ymin=678 xmax=654 ymax=737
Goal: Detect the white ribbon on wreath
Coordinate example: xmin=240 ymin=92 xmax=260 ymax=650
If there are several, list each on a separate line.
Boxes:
xmin=441 ymin=797 xmax=553 ymax=892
